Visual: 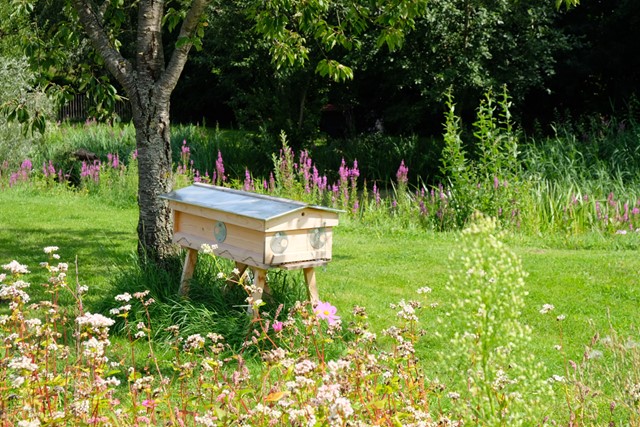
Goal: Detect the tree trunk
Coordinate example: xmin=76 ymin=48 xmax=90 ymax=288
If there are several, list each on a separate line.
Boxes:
xmin=71 ymin=0 xmax=211 ymax=265
xmin=131 ymin=90 xmax=175 ymax=262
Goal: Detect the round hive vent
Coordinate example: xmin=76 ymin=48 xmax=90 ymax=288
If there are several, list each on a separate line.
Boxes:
xmin=213 ymin=221 xmax=227 ymax=243
xmin=309 ymin=227 xmax=327 ymax=249
xmin=270 ymin=231 xmax=289 ymax=254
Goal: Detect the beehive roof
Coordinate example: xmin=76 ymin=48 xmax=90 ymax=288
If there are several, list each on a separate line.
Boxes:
xmin=161 ymin=183 xmax=340 ymax=221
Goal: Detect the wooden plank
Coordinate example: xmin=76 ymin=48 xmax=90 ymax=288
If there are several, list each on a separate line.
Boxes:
xmin=175 ymin=213 xmax=265 ymax=253
xmin=169 ymin=201 xmax=265 ymax=231
xmin=173 ymin=232 xmax=270 ymax=269
xmin=265 ymin=210 xmax=340 ymax=232
xmin=179 ymin=248 xmax=198 ymax=296
xmin=278 ymin=260 xmax=328 ymax=270
xmin=265 ymin=229 xmax=333 ymax=264
xmin=303 ymin=267 xmax=319 ymax=304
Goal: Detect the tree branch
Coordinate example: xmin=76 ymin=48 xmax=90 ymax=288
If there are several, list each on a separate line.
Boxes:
xmin=136 ymin=0 xmax=165 ymax=81
xmin=158 ymin=0 xmax=211 ymax=95
xmin=71 ymin=0 xmax=134 ymax=93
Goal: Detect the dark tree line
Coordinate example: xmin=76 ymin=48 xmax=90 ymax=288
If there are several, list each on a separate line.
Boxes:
xmin=170 ymin=0 xmax=639 ymax=139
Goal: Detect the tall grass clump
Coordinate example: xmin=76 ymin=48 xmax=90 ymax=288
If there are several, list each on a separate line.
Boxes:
xmin=520 ymin=113 xmax=640 ymax=234
xmin=439 ymin=213 xmax=553 ymax=425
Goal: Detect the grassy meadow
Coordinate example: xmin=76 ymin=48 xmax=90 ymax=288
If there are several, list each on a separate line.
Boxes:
xmin=1 ymin=101 xmax=640 ymax=425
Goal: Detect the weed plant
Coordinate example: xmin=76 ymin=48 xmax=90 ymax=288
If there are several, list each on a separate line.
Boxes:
xmin=439 ymin=214 xmax=553 ymax=425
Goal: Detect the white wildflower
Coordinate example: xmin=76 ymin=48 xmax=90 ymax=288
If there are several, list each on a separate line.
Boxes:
xmin=184 ymin=334 xmax=205 ymax=351
xmin=539 ymin=304 xmax=554 ymax=314
xmin=586 ymin=349 xmax=603 ymax=359
xmin=115 ymin=292 xmax=132 ymax=302
xmin=9 ymin=355 xmax=38 ymax=372
xmin=76 ymin=312 xmax=115 ymax=329
xmin=2 ymin=260 xmax=29 ymax=274
xmin=17 ymin=418 xmax=40 ymax=427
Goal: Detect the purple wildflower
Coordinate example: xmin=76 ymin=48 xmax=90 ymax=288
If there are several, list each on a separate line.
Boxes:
xmin=215 ymin=150 xmax=226 ymax=184
xmin=396 ymin=160 xmax=408 ymax=185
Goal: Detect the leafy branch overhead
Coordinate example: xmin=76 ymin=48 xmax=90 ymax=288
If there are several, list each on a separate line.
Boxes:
xmin=253 ymin=0 xmax=429 ymax=82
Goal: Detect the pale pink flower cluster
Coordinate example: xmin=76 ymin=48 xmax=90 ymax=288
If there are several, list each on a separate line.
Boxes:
xmin=2 ymin=260 xmax=29 ymax=275
xmin=76 ymin=312 xmax=115 ymax=329
xmin=183 ymin=333 xmax=206 ymax=352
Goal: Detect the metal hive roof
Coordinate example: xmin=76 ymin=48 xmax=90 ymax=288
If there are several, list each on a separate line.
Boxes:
xmin=161 ymin=183 xmax=340 ymax=222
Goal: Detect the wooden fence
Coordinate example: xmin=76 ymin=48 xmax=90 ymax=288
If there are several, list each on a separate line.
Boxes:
xmin=58 ymin=93 xmax=131 ymax=122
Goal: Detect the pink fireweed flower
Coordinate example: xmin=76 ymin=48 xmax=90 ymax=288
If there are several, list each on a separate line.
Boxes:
xmin=396 ymin=160 xmax=409 ymax=184
xmin=244 ymin=168 xmax=253 ymax=191
xmin=42 ymin=160 xmax=56 ymax=178
xmin=141 ymin=399 xmax=158 ymax=409
xmin=314 ymin=301 xmax=340 ymax=325
xmin=215 ymin=150 xmax=226 ymax=184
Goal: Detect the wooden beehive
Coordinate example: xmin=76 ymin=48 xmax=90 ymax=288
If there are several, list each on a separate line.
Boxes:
xmin=161 ymin=183 xmax=340 ymax=270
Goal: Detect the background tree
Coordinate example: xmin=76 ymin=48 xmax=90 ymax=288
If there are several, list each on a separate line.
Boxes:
xmin=171 ymin=0 xmax=578 ymax=140
xmin=530 ymin=0 xmax=640 ymax=124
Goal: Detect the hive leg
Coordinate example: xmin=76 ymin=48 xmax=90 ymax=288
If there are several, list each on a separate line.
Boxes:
xmin=179 ymin=248 xmax=198 ymax=297
xmin=303 ymin=267 xmax=319 ymax=305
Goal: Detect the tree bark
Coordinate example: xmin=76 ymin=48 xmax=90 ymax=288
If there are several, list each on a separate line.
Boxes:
xmin=131 ymin=88 xmax=174 ymax=261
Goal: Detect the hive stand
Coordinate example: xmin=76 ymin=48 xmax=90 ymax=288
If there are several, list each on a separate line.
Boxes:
xmin=179 ymin=248 xmax=322 ymax=315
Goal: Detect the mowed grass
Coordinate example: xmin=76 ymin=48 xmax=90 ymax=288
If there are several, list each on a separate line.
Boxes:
xmin=0 ymin=189 xmax=138 ymax=306
xmin=1 ymin=189 xmax=639 ymax=377
xmin=320 ymin=221 xmax=640 ymax=375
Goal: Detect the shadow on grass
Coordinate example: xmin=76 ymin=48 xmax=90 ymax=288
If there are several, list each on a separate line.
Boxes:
xmin=92 ymin=251 xmax=309 ymax=352
xmin=0 ymin=227 xmax=133 ymax=264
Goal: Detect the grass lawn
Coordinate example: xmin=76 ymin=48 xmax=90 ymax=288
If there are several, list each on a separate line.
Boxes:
xmin=0 ymin=189 xmax=138 ymax=307
xmin=1 ymin=189 xmax=639 ymax=378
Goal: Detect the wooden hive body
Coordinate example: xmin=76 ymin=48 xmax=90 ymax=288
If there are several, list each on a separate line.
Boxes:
xmin=161 ymin=183 xmax=340 ymax=270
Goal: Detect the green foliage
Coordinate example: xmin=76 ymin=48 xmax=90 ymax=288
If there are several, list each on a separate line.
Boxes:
xmin=253 ymin=0 xmax=427 ymax=81
xmin=439 ymin=88 xmax=524 ymax=228
xmin=0 ymin=56 xmax=51 ymax=140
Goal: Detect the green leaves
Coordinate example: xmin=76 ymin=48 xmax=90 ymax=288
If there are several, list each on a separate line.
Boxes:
xmin=253 ymin=0 xmax=428 ymax=81
xmin=1 ymin=100 xmax=47 ymax=135
xmin=315 ymin=59 xmax=353 ymax=82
